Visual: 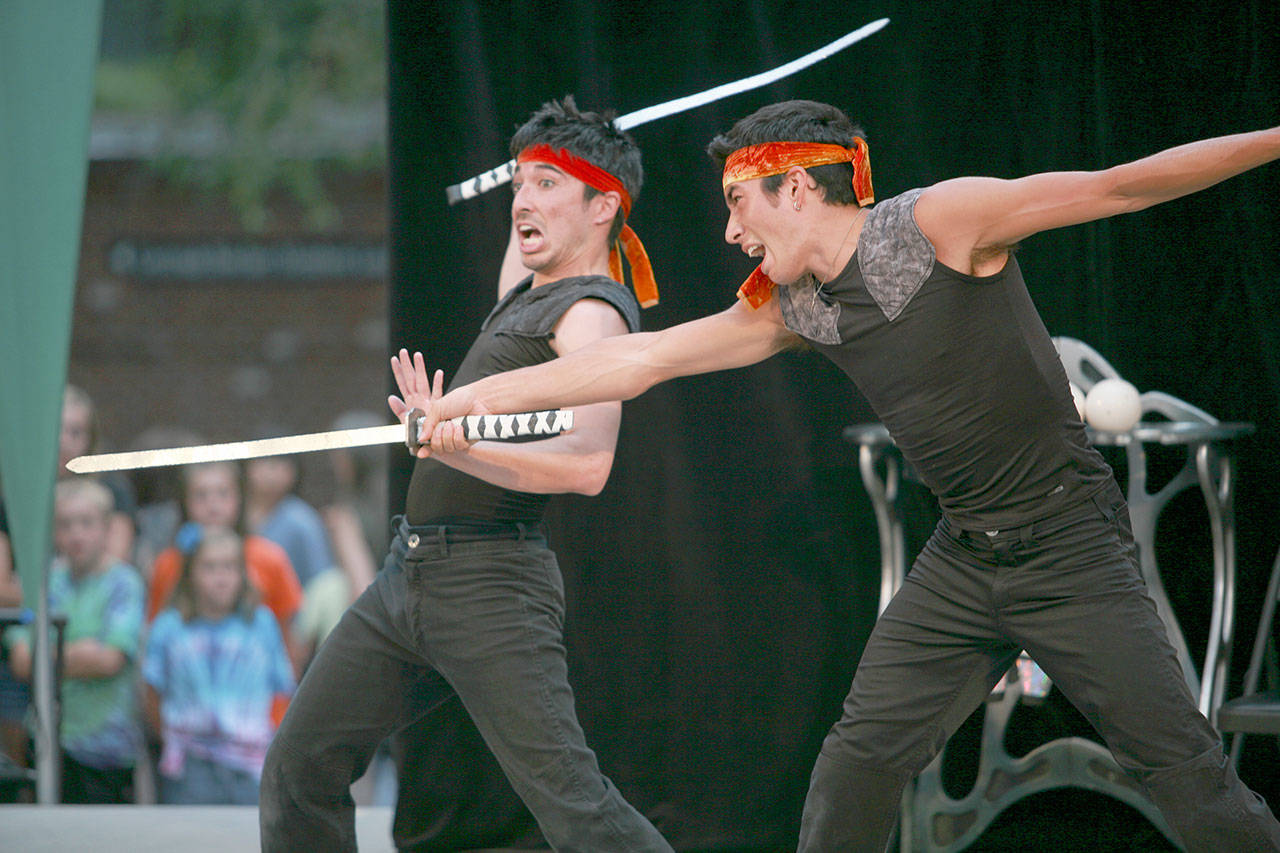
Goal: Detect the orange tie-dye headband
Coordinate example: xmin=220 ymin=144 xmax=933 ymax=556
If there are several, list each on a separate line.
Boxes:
xmin=722 ymin=139 xmax=874 ymax=308
xmin=517 ymin=144 xmax=658 ymax=308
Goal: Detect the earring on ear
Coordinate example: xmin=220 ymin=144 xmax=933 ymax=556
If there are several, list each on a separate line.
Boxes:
xmin=793 ymin=201 xmax=801 ymax=211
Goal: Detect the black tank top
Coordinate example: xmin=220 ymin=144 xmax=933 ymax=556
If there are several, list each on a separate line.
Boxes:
xmin=774 ymin=188 xmax=1110 ymax=530
xmin=404 ymin=275 xmax=641 ymax=525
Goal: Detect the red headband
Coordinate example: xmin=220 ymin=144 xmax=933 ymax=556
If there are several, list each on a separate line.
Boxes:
xmin=723 ymin=139 xmax=874 ymax=308
xmin=516 ymin=144 xmax=657 ymax=307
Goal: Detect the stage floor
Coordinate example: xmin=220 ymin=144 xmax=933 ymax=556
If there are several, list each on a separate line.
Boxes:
xmin=0 ymin=805 xmax=413 ymax=852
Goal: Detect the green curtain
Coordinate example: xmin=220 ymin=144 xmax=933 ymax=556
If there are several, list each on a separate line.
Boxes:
xmin=0 ymin=1 xmax=104 ymax=607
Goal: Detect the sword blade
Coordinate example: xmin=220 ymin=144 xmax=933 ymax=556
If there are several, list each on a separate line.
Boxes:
xmin=444 ymin=18 xmax=891 ymax=204
xmin=66 ymin=410 xmax=574 ymax=474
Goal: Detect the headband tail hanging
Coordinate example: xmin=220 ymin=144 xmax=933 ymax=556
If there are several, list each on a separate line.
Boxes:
xmin=852 ymin=138 xmax=875 ymax=206
xmin=617 ymin=226 xmax=659 ymax=308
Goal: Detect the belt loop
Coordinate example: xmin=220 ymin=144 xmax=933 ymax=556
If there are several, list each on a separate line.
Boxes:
xmin=516 ymin=522 xmax=527 ymax=541
xmin=1020 ymin=523 xmax=1035 ymax=547
xmin=435 ymin=525 xmax=449 ymax=556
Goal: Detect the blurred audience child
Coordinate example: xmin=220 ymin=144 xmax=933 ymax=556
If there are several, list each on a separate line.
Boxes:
xmin=0 ymin=495 xmax=32 ymax=781
xmin=6 ymin=479 xmax=144 ymax=803
xmin=244 ymin=447 xmax=335 ymax=589
xmin=146 ymin=461 xmax=302 ymax=641
xmin=58 ymin=384 xmax=136 ymax=563
xmin=326 ymin=410 xmax=390 ymax=562
xmin=148 ymin=462 xmax=303 ymax=727
xmin=127 ymin=426 xmax=205 ymax=584
xmin=142 ymin=527 xmax=295 ymax=804
xmin=292 ymin=411 xmax=388 ymax=670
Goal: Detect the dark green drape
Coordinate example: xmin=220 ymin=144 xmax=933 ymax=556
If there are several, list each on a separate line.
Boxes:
xmin=0 ymin=0 xmax=104 ymax=804
xmin=388 ymin=2 xmax=1279 ymax=847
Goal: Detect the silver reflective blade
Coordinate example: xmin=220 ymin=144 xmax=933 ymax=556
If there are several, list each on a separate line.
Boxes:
xmin=66 ymin=410 xmax=574 ymax=473
xmin=66 ymin=423 xmax=405 ymax=474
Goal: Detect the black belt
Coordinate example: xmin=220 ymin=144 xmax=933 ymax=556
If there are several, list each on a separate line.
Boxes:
xmin=405 ymin=521 xmax=545 ymax=547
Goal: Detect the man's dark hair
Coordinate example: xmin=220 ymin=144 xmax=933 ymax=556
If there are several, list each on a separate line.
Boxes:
xmin=510 ymin=95 xmax=643 ymax=242
xmin=707 ymin=100 xmax=865 ymax=206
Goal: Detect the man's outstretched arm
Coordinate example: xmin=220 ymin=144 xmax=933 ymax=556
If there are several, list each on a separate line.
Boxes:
xmin=395 ymin=296 xmax=798 ymax=454
xmin=917 ymin=125 xmax=1280 ymax=273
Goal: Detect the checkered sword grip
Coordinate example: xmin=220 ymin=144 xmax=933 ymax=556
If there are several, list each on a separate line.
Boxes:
xmin=405 ymin=409 xmax=574 ymax=452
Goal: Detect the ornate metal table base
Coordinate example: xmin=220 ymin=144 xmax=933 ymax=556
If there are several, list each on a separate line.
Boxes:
xmin=903 ymin=680 xmax=1176 ymax=850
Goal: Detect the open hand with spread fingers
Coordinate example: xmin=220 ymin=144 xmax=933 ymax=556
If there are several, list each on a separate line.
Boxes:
xmin=388 ymin=349 xmax=474 ymax=458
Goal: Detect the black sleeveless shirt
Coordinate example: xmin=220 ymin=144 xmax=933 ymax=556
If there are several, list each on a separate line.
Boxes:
xmin=404 ymin=275 xmax=641 ymax=525
xmin=774 ymin=188 xmax=1110 ymax=530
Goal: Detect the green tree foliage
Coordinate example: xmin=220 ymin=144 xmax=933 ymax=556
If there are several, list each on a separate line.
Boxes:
xmin=97 ymin=0 xmax=385 ymax=230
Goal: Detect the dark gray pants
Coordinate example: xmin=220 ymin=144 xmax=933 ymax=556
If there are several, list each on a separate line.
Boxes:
xmin=259 ymin=518 xmax=671 ymax=853
xmin=799 ymin=481 xmax=1280 ymax=852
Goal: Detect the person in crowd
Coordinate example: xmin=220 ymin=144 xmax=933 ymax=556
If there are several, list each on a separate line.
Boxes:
xmin=126 ymin=426 xmax=205 ymax=583
xmin=290 ymin=411 xmax=386 ymax=673
xmin=58 ymin=384 xmax=137 ymax=564
xmin=142 ymin=526 xmax=295 ymax=804
xmin=0 ymin=492 xmax=31 ymax=792
xmin=147 ymin=460 xmax=303 ymax=726
xmin=6 ymin=478 xmax=144 ymax=803
xmin=244 ymin=446 xmax=336 ymax=590
xmin=146 ymin=461 xmax=302 ymax=642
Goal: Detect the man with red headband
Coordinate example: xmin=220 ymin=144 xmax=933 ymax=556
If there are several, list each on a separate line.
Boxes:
xmin=260 ymin=96 xmax=673 ymax=852
xmin=404 ymin=99 xmax=1280 ymax=851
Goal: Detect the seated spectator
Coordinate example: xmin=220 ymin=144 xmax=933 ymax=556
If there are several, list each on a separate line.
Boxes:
xmin=58 ymin=384 xmax=136 ymax=563
xmin=142 ymin=527 xmax=295 ymax=804
xmin=6 ymin=479 xmax=144 ymax=803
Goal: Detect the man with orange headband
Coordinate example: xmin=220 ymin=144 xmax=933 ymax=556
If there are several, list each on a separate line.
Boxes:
xmin=260 ymin=96 xmax=673 ymax=852
xmin=404 ymin=99 xmax=1280 ymax=851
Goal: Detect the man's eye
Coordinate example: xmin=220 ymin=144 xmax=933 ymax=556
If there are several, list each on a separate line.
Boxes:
xmin=540 ymin=178 xmax=555 ymax=188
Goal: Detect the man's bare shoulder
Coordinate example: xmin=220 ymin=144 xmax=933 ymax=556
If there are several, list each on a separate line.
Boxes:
xmin=552 ymin=296 xmax=633 ymax=354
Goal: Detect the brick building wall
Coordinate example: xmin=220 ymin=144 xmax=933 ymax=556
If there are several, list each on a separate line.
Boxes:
xmin=69 ymin=160 xmax=388 ymax=503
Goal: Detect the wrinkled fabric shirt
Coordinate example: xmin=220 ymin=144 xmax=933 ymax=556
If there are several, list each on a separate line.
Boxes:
xmin=143 ymin=605 xmax=295 ymax=778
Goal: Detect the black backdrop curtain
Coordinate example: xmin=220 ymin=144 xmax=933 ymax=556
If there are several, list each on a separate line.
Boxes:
xmin=386 ymin=1 xmax=1280 ymax=849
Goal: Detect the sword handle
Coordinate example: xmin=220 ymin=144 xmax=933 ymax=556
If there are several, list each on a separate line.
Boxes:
xmin=404 ymin=409 xmax=575 ymax=452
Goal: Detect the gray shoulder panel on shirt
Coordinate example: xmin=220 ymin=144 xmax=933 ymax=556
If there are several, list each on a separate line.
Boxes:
xmin=856 ymin=187 xmax=934 ymax=321
xmin=777 ymin=276 xmax=842 ymax=345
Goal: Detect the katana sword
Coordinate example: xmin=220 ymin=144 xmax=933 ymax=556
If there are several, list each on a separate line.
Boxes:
xmin=444 ymin=17 xmax=890 ymax=204
xmin=65 ymin=409 xmax=575 ymax=474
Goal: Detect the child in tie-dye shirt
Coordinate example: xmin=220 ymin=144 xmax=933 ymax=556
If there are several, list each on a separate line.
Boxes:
xmin=142 ymin=526 xmax=294 ymax=804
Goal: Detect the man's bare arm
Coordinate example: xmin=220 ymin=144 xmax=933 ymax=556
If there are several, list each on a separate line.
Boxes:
xmin=917 ymin=126 xmax=1280 ymax=273
xmin=415 ymin=296 xmax=798 ymax=445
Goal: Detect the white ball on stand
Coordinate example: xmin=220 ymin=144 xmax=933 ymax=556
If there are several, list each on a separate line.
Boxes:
xmin=1085 ymin=378 xmax=1142 ymax=432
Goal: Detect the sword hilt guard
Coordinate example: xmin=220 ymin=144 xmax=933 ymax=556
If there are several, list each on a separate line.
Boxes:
xmin=405 ymin=409 xmax=426 ymax=453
